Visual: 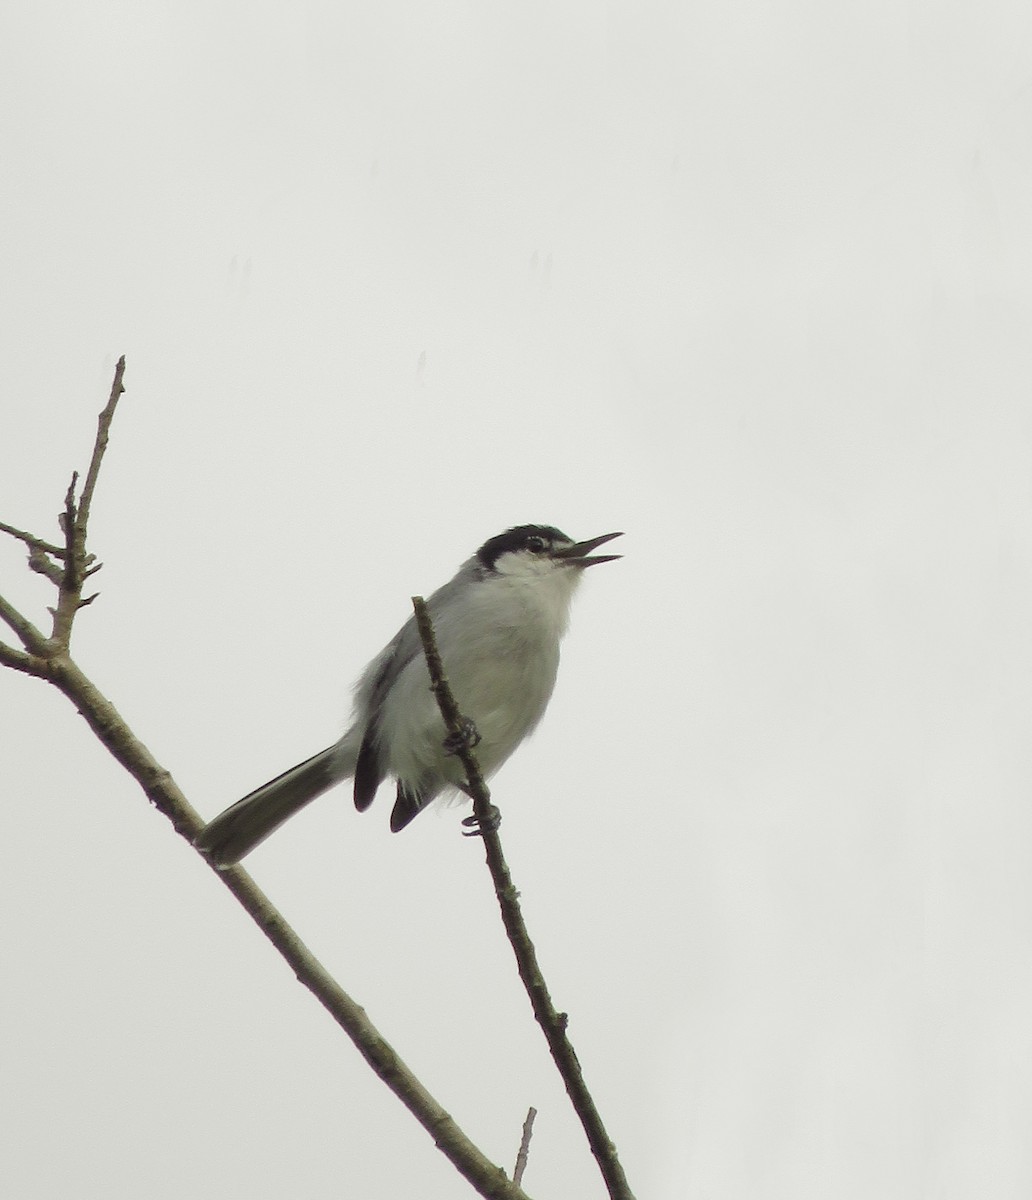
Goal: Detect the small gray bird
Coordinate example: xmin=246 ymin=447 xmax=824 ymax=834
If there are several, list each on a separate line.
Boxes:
xmin=196 ymin=524 xmax=622 ymax=865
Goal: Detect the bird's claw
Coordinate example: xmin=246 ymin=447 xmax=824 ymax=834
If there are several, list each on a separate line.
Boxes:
xmin=462 ymin=804 xmax=501 ymax=837
xmin=444 ymin=716 xmax=481 ymax=756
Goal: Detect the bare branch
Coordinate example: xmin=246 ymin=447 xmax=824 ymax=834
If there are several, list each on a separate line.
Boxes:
xmin=40 ymin=654 xmax=531 ymax=1200
xmin=0 ymin=517 xmax=72 ymax=585
xmin=0 ymin=520 xmax=66 ymax=558
xmin=50 ymin=474 xmax=82 ymax=645
xmin=59 ymin=471 xmax=79 ymax=584
xmin=0 ymin=589 xmax=49 ymax=655
xmin=513 ymin=1107 xmax=537 ymax=1188
xmin=411 ymin=597 xmax=637 ymax=1200
xmin=76 ymin=355 xmax=126 ymax=545
xmin=0 ymin=637 xmax=41 ymax=675
xmin=28 ymin=546 xmax=64 ymax=584
xmin=47 ymin=357 xmax=125 ymax=647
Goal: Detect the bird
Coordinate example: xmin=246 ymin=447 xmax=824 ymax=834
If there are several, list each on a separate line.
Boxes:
xmin=195 ymin=524 xmax=622 ymax=865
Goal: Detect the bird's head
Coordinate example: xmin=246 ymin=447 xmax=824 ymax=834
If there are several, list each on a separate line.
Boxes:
xmin=476 ymin=524 xmax=623 ymax=579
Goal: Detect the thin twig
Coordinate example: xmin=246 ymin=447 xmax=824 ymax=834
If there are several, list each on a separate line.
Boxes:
xmin=513 ymin=1107 xmax=537 ymax=1188
xmin=0 ymin=520 xmax=66 ymax=558
xmin=59 ymin=472 xmax=79 ymax=592
xmin=48 ymin=356 xmax=125 ymax=647
xmin=411 ymin=597 xmax=637 ymax=1200
xmin=0 ymin=590 xmax=49 ymax=654
xmin=411 ymin=595 xmax=492 ymax=819
xmin=76 ymin=356 xmax=126 ymax=546
xmin=28 ymin=546 xmax=65 ymax=585
xmin=50 ymin=489 xmax=80 ymax=646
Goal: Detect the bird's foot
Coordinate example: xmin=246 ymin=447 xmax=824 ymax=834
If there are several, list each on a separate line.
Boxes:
xmin=443 ymin=716 xmax=481 ymax=755
xmin=462 ymin=804 xmax=501 ymax=837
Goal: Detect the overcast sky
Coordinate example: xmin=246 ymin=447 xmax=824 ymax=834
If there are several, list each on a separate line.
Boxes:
xmin=3 ymin=3 xmax=1032 ymax=1198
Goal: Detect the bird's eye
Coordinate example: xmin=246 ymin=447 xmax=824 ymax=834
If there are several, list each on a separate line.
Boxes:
xmin=526 ymin=536 xmax=547 ymax=553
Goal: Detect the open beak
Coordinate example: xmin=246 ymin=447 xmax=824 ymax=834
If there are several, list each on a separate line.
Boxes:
xmin=551 ymin=531 xmax=624 ymax=568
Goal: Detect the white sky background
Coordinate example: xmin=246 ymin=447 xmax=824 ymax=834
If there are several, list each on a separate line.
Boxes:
xmin=2 ymin=2 xmax=1031 ymax=1197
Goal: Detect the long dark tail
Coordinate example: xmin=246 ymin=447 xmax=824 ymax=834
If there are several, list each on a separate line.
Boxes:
xmin=195 ymin=745 xmax=346 ymax=866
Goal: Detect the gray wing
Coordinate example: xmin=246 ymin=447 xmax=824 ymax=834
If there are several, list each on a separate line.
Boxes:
xmin=350 ymin=559 xmax=479 ymax=817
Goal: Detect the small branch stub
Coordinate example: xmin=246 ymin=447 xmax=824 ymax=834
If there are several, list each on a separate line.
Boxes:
xmin=513 ymin=1107 xmax=537 ymax=1188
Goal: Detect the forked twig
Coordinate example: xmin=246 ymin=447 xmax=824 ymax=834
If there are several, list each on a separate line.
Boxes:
xmin=1 ymin=357 xmax=124 ymax=651
xmin=0 ymin=361 xmax=534 ymax=1200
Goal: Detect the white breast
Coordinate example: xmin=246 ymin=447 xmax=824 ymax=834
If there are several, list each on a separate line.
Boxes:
xmin=378 ymin=562 xmax=582 ymax=792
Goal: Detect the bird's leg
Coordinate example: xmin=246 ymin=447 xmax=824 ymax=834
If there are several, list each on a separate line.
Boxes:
xmin=443 ymin=715 xmax=481 ymax=755
xmin=462 ymin=805 xmax=501 ymax=837
xmin=442 ymin=717 xmax=497 ymax=834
